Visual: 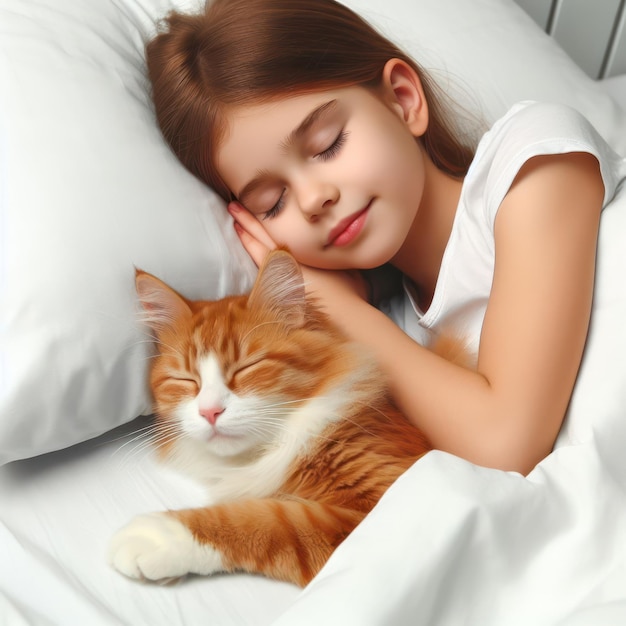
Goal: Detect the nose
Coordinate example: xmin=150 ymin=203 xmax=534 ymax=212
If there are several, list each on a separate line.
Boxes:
xmin=296 ymin=177 xmax=339 ymax=222
xmin=199 ymin=406 xmax=224 ymax=425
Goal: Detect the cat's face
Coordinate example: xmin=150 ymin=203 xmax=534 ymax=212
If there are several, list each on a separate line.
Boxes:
xmin=155 ymin=339 xmax=288 ymax=459
xmin=150 ymin=299 xmax=338 ymax=458
xmin=137 ymin=251 xmax=346 ymax=459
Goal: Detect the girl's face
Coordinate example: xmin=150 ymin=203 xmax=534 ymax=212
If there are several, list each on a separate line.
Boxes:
xmin=217 ymin=82 xmax=428 ymax=270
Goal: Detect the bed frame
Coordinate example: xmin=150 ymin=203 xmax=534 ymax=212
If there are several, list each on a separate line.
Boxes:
xmin=515 ymin=0 xmax=626 ymax=78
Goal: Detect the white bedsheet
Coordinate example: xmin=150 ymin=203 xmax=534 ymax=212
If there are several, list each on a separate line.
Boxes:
xmin=0 ymin=419 xmax=299 ymax=625
xmin=2 ymin=149 xmax=626 ymax=626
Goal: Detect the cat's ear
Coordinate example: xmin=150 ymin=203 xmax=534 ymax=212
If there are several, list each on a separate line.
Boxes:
xmin=135 ymin=269 xmax=192 ymax=332
xmin=248 ymin=250 xmax=306 ymax=328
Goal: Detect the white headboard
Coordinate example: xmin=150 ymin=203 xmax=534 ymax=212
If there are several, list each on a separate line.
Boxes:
xmin=515 ymin=0 xmax=626 ymax=79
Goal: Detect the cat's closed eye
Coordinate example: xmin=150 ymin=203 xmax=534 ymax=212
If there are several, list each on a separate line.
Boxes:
xmin=229 ymin=358 xmax=268 ymax=385
xmin=167 ymin=376 xmax=199 ymax=394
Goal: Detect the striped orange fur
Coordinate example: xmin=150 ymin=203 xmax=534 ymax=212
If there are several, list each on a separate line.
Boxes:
xmin=116 ymin=250 xmax=439 ymax=587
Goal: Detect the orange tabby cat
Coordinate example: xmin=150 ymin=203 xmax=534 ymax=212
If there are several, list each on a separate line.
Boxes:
xmin=109 ymin=250 xmax=434 ymax=587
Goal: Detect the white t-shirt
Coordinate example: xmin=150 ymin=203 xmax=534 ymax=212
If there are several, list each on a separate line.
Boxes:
xmin=384 ymin=101 xmax=626 ymax=359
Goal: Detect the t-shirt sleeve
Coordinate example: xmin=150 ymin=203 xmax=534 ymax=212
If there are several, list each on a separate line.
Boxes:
xmin=482 ymin=101 xmax=626 ymax=224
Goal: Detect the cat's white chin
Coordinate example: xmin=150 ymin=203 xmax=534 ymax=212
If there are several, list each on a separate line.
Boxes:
xmin=179 ymin=413 xmax=270 ymax=458
xmin=203 ymin=431 xmax=253 ymax=457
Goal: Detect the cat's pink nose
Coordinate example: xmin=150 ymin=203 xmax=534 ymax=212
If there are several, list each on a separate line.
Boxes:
xmin=199 ymin=406 xmax=224 ymax=425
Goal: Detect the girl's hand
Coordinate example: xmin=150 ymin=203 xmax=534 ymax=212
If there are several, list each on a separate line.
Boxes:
xmin=228 ymin=201 xmax=370 ymax=305
xmin=228 ymin=201 xmax=277 ymax=267
xmin=301 ymin=265 xmax=370 ymax=305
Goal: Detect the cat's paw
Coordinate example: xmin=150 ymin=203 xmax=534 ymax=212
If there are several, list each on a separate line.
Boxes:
xmin=108 ymin=512 xmax=224 ymax=583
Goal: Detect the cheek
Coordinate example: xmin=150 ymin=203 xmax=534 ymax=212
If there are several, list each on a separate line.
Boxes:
xmin=259 ymin=214 xmax=314 ymax=260
xmin=365 ymin=134 xmax=426 ymax=235
xmin=364 ymin=124 xmax=423 ymax=190
xmin=255 ymin=216 xmax=287 ymax=244
xmin=176 ymin=397 xmax=209 ymax=435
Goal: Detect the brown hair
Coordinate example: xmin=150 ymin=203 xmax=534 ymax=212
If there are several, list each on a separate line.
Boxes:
xmin=145 ymin=0 xmax=475 ymax=202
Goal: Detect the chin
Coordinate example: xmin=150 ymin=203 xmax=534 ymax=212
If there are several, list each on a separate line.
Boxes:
xmin=204 ymin=433 xmax=254 ymax=458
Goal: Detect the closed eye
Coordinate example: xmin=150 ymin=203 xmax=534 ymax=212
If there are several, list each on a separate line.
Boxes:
xmin=262 ymin=130 xmax=347 ymax=220
xmin=162 ymin=375 xmax=199 ymax=396
xmin=232 ymin=358 xmax=265 ymax=378
xmin=263 ymin=190 xmax=286 ymax=220
xmin=316 ymin=130 xmax=348 ymax=162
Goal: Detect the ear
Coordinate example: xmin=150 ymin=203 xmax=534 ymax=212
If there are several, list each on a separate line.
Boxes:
xmin=247 ymin=249 xmax=306 ymax=328
xmin=135 ymin=268 xmax=192 ymax=332
xmin=381 ymin=58 xmax=429 ymax=137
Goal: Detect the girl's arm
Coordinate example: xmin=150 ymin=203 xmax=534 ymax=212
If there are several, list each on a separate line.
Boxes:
xmin=231 ymin=152 xmax=604 ymax=475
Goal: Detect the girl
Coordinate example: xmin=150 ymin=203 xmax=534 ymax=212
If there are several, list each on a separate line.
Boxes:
xmin=145 ymin=0 xmax=625 ymax=475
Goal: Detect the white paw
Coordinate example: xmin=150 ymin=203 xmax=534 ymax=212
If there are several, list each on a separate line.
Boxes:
xmin=108 ymin=513 xmax=224 ymax=583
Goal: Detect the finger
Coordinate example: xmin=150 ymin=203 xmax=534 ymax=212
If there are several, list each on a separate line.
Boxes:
xmin=234 ymin=222 xmax=272 ymax=267
xmin=228 ymin=202 xmax=277 ymax=250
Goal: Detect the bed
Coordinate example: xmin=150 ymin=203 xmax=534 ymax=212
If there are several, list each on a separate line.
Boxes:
xmin=1 ymin=0 xmax=626 ymax=624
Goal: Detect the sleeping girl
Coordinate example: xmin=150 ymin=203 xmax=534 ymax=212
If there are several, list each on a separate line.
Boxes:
xmin=143 ymin=0 xmax=626 ymax=476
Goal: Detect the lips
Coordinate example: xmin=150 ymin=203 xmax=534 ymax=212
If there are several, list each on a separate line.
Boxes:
xmin=325 ymin=202 xmax=371 ymax=248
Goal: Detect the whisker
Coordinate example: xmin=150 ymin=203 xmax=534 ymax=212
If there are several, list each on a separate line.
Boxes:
xmin=112 ymin=420 xmax=184 ymax=468
xmin=98 ymin=423 xmax=155 ymax=449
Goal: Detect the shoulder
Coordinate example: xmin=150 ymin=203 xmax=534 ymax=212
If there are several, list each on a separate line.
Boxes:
xmin=466 ymin=101 xmax=625 ymax=217
xmin=482 ymin=101 xmax=599 ymax=151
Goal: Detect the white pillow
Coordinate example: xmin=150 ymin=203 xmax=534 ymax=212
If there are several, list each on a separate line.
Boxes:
xmin=0 ymin=0 xmax=255 ymax=465
xmin=345 ymin=0 xmax=626 ymax=154
xmin=1 ymin=0 xmax=624 ymax=465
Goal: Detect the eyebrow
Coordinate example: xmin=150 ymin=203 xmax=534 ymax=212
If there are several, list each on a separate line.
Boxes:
xmin=236 ymin=99 xmax=339 ymax=205
xmin=282 ymin=99 xmax=339 ymax=151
